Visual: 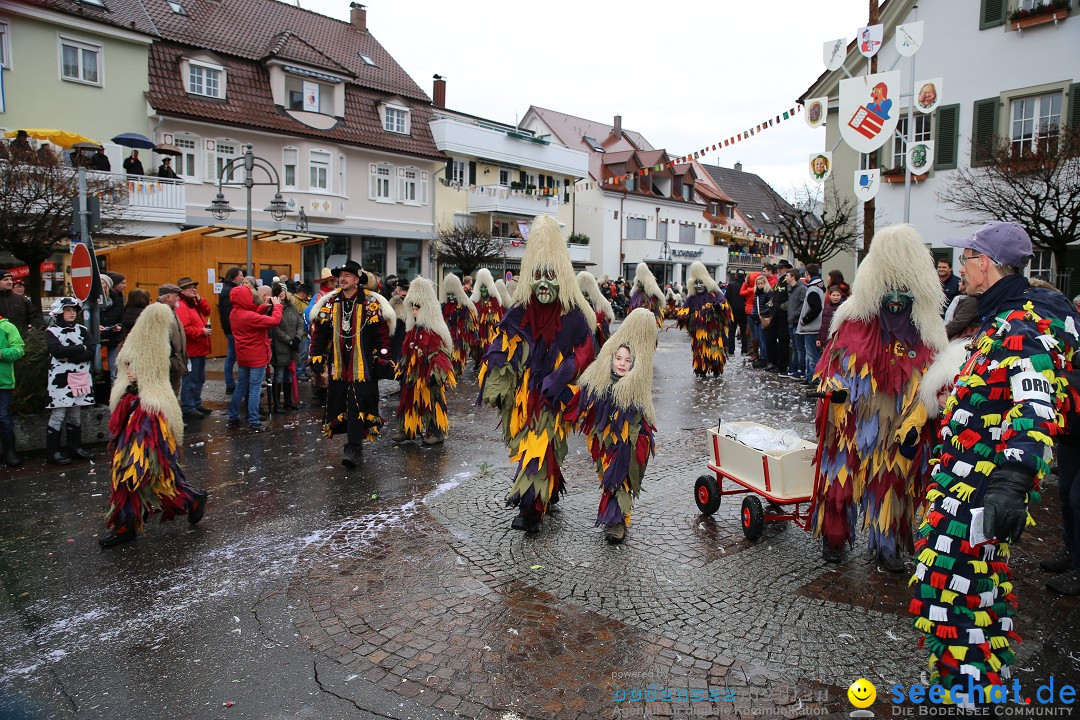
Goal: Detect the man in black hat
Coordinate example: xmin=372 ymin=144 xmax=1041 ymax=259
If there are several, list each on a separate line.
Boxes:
xmin=308 ymin=260 xmax=396 ymax=468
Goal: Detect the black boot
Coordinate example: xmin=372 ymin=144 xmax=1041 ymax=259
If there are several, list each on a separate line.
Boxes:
xmin=66 ymin=423 xmax=95 ymax=461
xmin=99 ymin=528 xmax=136 ymax=548
xmin=46 ymin=427 xmax=71 ymax=466
xmin=341 ymin=444 xmax=362 ymax=469
xmin=1 ymin=430 xmax=22 ymax=468
xmin=188 ymin=489 xmax=208 ymax=525
xmin=272 ymin=382 xmax=286 ymax=414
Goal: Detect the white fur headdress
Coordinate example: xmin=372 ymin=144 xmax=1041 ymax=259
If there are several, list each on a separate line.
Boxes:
xmin=110 ymin=303 xmax=184 ymax=445
xmin=688 ymin=261 xmax=721 ymax=294
xmin=404 ymin=276 xmax=453 ymax=352
xmin=511 ymin=215 xmax=594 ymax=320
xmin=829 ymin=223 xmax=947 ymax=351
xmin=577 ymin=271 xmax=615 ymax=322
xmin=633 ymin=262 xmax=665 ymax=305
xmin=577 ymin=308 xmax=659 ymax=424
xmin=494 ymin=279 xmax=514 ymax=309
xmin=440 ymin=273 xmax=477 ymax=314
xmin=470 ymin=268 xmax=502 ymax=307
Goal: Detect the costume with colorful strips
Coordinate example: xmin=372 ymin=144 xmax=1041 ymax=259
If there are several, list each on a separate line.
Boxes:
xmin=675 ymin=261 xmax=733 ymax=377
xmin=569 ymin=308 xmax=658 ymax=533
xmin=440 ymin=273 xmax=478 ymax=377
xmin=811 ymin=224 xmax=948 ymax=567
xmin=470 ymin=268 xmax=504 ymax=368
xmin=478 ymin=216 xmax=596 ymax=530
xmin=396 ymin=277 xmax=456 ymax=441
xmin=911 ymin=275 xmax=1080 ymax=695
xmin=628 ymin=262 xmax=666 ymax=328
xmin=577 ymin=271 xmax=615 ymax=351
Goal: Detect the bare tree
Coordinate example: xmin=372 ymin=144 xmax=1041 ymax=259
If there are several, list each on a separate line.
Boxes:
xmin=772 ymin=183 xmax=860 ymax=265
xmin=0 ymin=152 xmax=127 ymax=309
xmin=432 ymin=224 xmax=505 ymax=278
xmin=939 ymin=124 xmax=1080 ymax=271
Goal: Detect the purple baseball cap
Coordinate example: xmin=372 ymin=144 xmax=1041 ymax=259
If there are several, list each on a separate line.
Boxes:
xmin=945 ymin=222 xmax=1033 ymax=267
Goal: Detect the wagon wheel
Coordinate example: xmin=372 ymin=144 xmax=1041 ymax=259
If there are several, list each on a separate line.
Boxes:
xmin=741 ymin=496 xmax=765 ymax=541
xmin=694 ymin=474 xmax=722 ymax=516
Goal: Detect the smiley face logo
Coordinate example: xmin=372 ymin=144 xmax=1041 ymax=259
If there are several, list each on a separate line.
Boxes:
xmin=848 ymin=678 xmax=877 ymax=708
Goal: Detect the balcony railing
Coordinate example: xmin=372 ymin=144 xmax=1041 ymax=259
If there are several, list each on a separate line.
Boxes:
xmin=105 ymin=172 xmax=186 ymax=223
xmin=467 ymin=184 xmax=561 ymax=217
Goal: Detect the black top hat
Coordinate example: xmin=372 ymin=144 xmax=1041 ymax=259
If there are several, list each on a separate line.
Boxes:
xmin=331 ymin=260 xmax=367 ymax=283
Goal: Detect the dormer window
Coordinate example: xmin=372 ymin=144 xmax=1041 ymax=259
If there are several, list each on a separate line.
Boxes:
xmin=188 ymin=60 xmax=224 ymax=99
xmin=384 ymin=105 xmax=409 ymax=134
xmin=286 ymin=76 xmax=330 ymax=114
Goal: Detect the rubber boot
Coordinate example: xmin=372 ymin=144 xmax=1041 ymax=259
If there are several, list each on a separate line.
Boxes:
xmin=272 ymin=382 xmax=286 ymax=414
xmin=66 ymin=423 xmax=95 ymax=461
xmin=188 ymin=489 xmax=209 ymax=525
xmin=46 ymin=427 xmax=71 ymax=466
xmin=2 ymin=430 xmax=22 ymax=468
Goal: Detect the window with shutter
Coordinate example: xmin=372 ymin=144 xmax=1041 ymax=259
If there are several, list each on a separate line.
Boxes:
xmin=1069 ymin=82 xmax=1080 ymax=135
xmin=468 ymin=161 xmax=476 ymax=186
xmin=980 ymin=0 xmax=1006 ymax=29
xmin=935 ymin=104 xmax=960 ymax=170
xmin=971 ymin=97 xmax=1000 ymax=167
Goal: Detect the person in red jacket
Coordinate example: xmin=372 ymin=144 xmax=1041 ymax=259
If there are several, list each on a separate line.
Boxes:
xmin=740 ymin=271 xmax=762 ymax=361
xmin=228 ymin=284 xmax=283 ymax=431
xmin=176 ymin=277 xmax=213 ymax=421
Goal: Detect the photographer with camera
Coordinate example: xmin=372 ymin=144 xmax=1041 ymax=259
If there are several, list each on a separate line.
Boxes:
xmin=271 ymin=281 xmax=305 ymax=413
xmin=176 ymin=277 xmax=213 ymax=420
xmin=227 ymin=282 xmax=283 ymax=431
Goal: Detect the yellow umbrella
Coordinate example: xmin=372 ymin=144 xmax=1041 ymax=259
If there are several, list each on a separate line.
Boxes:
xmin=3 ymin=128 xmax=101 ymax=149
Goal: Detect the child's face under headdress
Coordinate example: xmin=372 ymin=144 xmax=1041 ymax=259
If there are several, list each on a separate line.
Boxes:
xmin=612 ymin=345 xmax=634 ymax=377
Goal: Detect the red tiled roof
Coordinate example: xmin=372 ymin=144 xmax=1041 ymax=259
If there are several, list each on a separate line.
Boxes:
xmin=263 ymin=31 xmax=353 ymax=77
xmin=527 ymin=106 xmax=655 ymax=181
xmin=146 ymin=42 xmax=442 ymax=160
xmin=33 ymin=0 xmax=159 ymax=36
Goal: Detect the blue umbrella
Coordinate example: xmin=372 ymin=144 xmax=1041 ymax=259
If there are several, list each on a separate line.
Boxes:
xmin=111 ymin=132 xmax=156 ymax=149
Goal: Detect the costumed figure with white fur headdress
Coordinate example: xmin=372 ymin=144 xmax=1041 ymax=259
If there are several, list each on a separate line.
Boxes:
xmin=811 ymin=224 xmax=947 ymax=572
xmin=577 ymin=271 xmax=615 ymax=350
xmin=629 ymin=262 xmax=666 ymax=328
xmin=392 ymin=277 xmax=456 ymax=446
xmin=665 ymin=287 xmax=681 ymax=317
xmin=494 ymin=278 xmax=514 ymax=310
xmin=309 ymin=260 xmax=397 ymax=468
xmin=568 ymin=308 xmax=658 ymax=544
xmin=675 ymin=261 xmax=733 ymax=377
xmin=478 ymin=216 xmax=596 ymax=533
xmin=99 ymin=303 xmax=208 ymax=547
xmin=470 ymin=268 xmax=504 ymax=371
xmin=440 ymin=273 xmax=478 ymax=377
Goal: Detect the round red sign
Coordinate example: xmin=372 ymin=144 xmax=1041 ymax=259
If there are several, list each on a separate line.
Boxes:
xmin=70 ymin=243 xmax=94 ymax=302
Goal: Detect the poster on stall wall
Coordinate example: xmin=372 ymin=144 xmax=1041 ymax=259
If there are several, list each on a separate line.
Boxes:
xmin=916 ymin=78 xmax=943 ymax=114
xmin=823 ymin=37 xmax=847 ymax=71
xmin=303 ymin=81 xmax=319 ymax=112
xmin=839 ymin=70 xmax=901 ymax=154
xmin=908 ymin=141 xmax=934 ymax=175
xmin=857 ymin=24 xmax=883 ymax=57
xmin=854 ymin=169 xmax=881 ymax=202
xmin=895 ymin=21 xmax=924 ymax=57
xmin=809 ymin=152 xmax=833 ymax=183
xmin=805 ymin=97 xmax=828 ymax=129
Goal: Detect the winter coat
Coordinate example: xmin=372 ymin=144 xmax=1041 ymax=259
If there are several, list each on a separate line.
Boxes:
xmin=218 ymin=280 xmax=240 ymax=336
xmin=940 ymin=273 xmax=961 ymax=308
xmin=100 ymin=289 xmax=125 ymax=347
xmin=272 ymin=296 xmax=304 ymax=366
xmin=176 ymin=294 xmax=212 ymax=357
xmin=750 ymin=287 xmax=772 ymax=322
xmin=740 ymin=272 xmax=761 ymax=316
xmin=725 ymin=280 xmax=746 ymax=319
xmin=164 ymin=304 xmax=188 ymax=379
xmin=796 ymin=278 xmax=825 ymax=334
xmin=0 ymin=290 xmax=43 ymax=337
xmin=45 ymin=320 xmax=96 ymax=409
xmin=817 ymin=298 xmax=843 ymax=348
xmin=0 ymin=317 xmax=25 ymax=390
xmin=121 ymin=305 xmax=144 ymax=339
xmin=787 ymin=281 xmax=807 ymax=327
xmin=229 ymin=285 xmax=282 ymax=369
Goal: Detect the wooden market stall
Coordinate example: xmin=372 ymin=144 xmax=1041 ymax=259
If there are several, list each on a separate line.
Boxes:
xmin=96 ymin=225 xmax=326 ymax=357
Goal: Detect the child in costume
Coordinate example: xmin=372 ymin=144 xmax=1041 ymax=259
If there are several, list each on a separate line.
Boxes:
xmin=392 ymin=277 xmax=456 ymax=446
xmin=628 ymin=262 xmax=665 ymax=328
xmin=811 ymin=224 xmax=947 ymax=571
xmin=675 ymin=261 xmax=732 ymax=377
xmin=99 ymin=303 xmax=208 ymax=547
xmin=440 ymin=273 xmax=478 ymax=377
xmin=478 ymin=215 xmax=596 ymax=533
xmin=570 ymin=308 xmax=658 ymax=544
xmin=44 ymin=297 xmax=96 ymax=465
xmin=577 ymin=271 xmax=615 ymax=350
xmin=470 ymin=268 xmax=504 ymax=371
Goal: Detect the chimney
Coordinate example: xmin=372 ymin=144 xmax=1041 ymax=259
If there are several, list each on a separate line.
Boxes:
xmin=433 ymin=74 xmax=446 ymax=108
xmin=613 ymin=115 xmax=622 ymax=137
xmin=349 ymin=2 xmax=367 ymax=31
xmin=734 ymin=161 xmax=743 ymax=172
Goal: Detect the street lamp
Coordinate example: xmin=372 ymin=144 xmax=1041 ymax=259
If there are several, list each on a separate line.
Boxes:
xmin=203 ymin=143 xmax=289 ymax=276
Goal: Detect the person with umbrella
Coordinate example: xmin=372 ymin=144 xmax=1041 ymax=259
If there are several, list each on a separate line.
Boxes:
xmin=90 ymin=147 xmax=111 ymax=172
xmin=123 ymin=149 xmax=145 ymax=177
xmin=157 ymin=156 xmax=178 ymax=179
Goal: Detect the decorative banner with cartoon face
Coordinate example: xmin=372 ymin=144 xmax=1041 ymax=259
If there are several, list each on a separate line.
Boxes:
xmin=839 ymin=70 xmax=901 ymax=154
xmin=805 ymin=97 xmax=828 ymax=129
xmin=857 ymin=24 xmax=883 ymax=57
xmin=908 ymin=140 xmax=934 ymax=175
xmin=853 ymin=169 xmax=880 ymax=202
xmin=915 ymin=78 xmax=943 ymax=114
xmin=809 ymin=152 xmax=833 ymax=183
xmin=823 ymin=37 xmax=847 ymax=71
xmin=895 ymin=21 xmax=924 ymax=57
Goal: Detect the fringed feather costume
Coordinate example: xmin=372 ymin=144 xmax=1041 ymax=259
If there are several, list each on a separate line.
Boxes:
xmin=569 ymin=308 xmax=658 ymax=543
xmin=676 ymin=261 xmax=732 ymax=377
xmin=577 ymin=271 xmax=615 ymax=351
xmin=629 ymin=262 xmax=665 ymax=328
xmin=440 ymin=273 xmax=478 ymax=377
xmin=811 ymin=224 xmax=947 ymax=569
xmin=478 ymin=215 xmax=596 ymax=532
xmin=494 ymin=278 xmax=514 ymax=310
xmin=470 ymin=268 xmax=504 ymax=369
xmin=395 ymin=277 xmax=456 ymax=444
xmin=665 ymin=287 xmax=680 ymax=318
xmin=100 ymin=303 xmax=207 ymax=547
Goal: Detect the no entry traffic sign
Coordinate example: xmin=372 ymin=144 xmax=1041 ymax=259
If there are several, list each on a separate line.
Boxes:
xmin=70 ymin=243 xmax=94 ymax=302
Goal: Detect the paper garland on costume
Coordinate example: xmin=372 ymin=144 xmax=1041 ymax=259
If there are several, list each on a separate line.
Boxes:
xmin=823 ymin=38 xmax=847 ymax=71
xmin=916 ymin=78 xmax=943 ymax=114
xmin=895 ymin=21 xmax=924 ymax=57
xmin=908 ymin=141 xmax=934 ymax=175
xmin=839 ymin=70 xmax=901 ymax=154
xmin=805 ymin=97 xmax=828 ymax=129
xmin=853 ymin=169 xmax=880 ymax=202
xmin=857 ymin=24 xmax=884 ymax=57
xmin=810 ymin=152 xmax=833 ymax=183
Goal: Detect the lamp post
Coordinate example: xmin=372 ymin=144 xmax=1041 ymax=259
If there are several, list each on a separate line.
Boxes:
xmin=204 ymin=144 xmax=289 ymax=277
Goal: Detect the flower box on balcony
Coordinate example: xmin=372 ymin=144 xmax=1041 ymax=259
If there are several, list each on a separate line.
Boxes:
xmin=881 ymin=171 xmax=928 ymax=184
xmin=1011 ymin=5 xmax=1070 ymax=31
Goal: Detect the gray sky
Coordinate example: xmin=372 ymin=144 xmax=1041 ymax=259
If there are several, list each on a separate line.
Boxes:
xmin=299 ymin=1 xmax=870 ymax=195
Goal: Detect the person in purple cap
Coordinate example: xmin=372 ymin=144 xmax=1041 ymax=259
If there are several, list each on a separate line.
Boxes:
xmin=911 ymin=221 xmax=1080 ymax=703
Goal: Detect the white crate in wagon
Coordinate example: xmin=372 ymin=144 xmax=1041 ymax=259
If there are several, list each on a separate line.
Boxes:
xmin=707 ymin=422 xmax=817 ymax=502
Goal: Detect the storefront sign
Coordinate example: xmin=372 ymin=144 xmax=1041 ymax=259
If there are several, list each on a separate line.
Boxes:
xmin=6 ymin=261 xmax=56 ymax=279
xmin=672 ymin=248 xmax=705 ymax=258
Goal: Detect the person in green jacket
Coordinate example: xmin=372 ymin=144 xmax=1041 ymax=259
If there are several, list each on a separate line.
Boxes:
xmin=0 ymin=313 xmax=26 ymax=467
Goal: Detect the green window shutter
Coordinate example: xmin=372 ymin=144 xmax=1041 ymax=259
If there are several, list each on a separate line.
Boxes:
xmin=1069 ymin=82 xmax=1080 ymax=134
xmin=980 ymin=0 xmax=1006 ymax=29
xmin=971 ymin=97 xmax=1000 ymax=167
xmin=468 ymin=161 xmax=476 ymax=186
xmin=935 ymin=104 xmax=960 ymax=170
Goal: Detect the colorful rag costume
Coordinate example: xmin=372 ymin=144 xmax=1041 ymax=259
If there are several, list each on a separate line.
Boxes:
xmin=577 ymin=271 xmax=615 ymax=351
xmin=570 ymin=308 xmax=658 ymax=541
xmin=440 ymin=273 xmax=478 ymax=376
xmin=911 ymin=277 xmax=1080 ymax=694
xmin=102 ymin=303 xmax=206 ymax=546
xmin=628 ymin=262 xmax=665 ymax=328
xmin=395 ymin=277 xmax=456 ymax=443
xmin=676 ymin=261 xmax=732 ymax=377
xmin=811 ymin=224 xmax=947 ymax=567
xmin=665 ymin=288 xmax=680 ymax=318
xmin=470 ymin=268 xmax=504 ymax=368
xmin=478 ymin=216 xmax=596 ymax=530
